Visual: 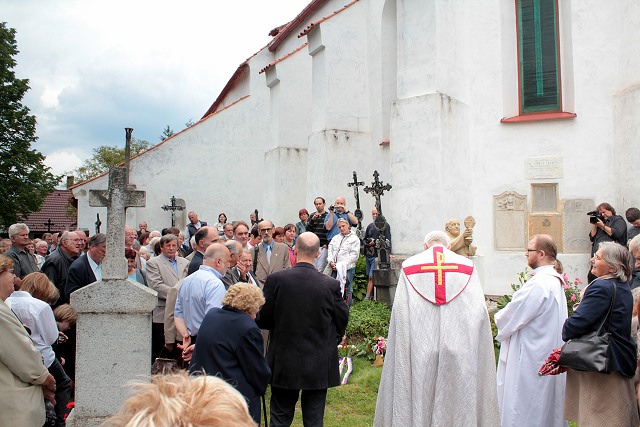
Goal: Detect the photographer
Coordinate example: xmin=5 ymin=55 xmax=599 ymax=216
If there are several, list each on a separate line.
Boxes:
xmin=323 ymin=196 xmax=359 ymax=241
xmin=588 ymin=202 xmax=627 ymax=281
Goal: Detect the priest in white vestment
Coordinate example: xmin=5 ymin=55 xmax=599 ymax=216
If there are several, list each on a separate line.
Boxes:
xmin=495 ymin=234 xmax=568 ymax=427
xmin=374 ymin=231 xmax=500 ymax=427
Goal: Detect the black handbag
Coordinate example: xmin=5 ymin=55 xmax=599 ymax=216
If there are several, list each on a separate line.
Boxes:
xmin=558 ymin=281 xmax=616 ymax=373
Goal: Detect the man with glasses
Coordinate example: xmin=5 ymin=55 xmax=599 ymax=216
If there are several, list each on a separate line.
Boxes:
xmin=42 ymin=231 xmax=82 ymax=306
xmin=494 ymin=234 xmax=567 ymax=427
xmin=5 ymin=223 xmax=38 ymax=288
xmin=252 ymin=220 xmax=291 ymax=288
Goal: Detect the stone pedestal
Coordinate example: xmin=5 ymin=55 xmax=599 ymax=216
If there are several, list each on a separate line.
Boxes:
xmin=67 ymin=279 xmax=157 ymax=427
xmin=373 ymin=268 xmax=398 ymax=307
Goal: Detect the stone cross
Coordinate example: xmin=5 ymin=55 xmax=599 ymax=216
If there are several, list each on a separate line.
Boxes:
xmin=89 ymin=167 xmax=145 ymax=280
xmin=68 ymin=166 xmax=156 ymax=427
xmin=364 ymin=170 xmax=392 ymax=216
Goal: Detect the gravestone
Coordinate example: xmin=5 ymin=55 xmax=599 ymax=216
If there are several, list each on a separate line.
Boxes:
xmin=494 ymin=191 xmax=528 ymax=251
xmin=67 ymin=167 xmax=157 ymax=427
xmin=563 ymin=199 xmax=594 ymax=254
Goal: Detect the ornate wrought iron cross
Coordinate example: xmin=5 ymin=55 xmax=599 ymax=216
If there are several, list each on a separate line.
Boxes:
xmin=161 ymin=195 xmax=184 ymax=227
xmin=44 ymin=219 xmax=55 ymax=233
xmin=95 ymin=213 xmax=102 ymax=234
xmin=347 ymin=171 xmax=365 ymax=229
xmin=363 ymin=170 xmax=392 ymax=216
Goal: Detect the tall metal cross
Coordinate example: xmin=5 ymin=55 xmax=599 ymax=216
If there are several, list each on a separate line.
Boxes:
xmin=95 ymin=213 xmax=102 ymax=234
xmin=89 ymin=167 xmax=146 ymax=280
xmin=44 ymin=219 xmax=55 ymax=233
xmin=347 ymin=171 xmax=365 ymax=229
xmin=124 ymin=128 xmax=133 ymax=186
xmin=161 ymin=195 xmax=184 ymax=227
xmin=364 ymin=170 xmax=392 ymax=216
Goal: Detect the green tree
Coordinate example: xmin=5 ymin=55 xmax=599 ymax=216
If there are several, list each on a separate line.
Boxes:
xmin=0 ymin=23 xmax=59 ymax=228
xmin=160 ymin=125 xmax=175 ymax=140
xmin=72 ymin=138 xmax=150 ymax=182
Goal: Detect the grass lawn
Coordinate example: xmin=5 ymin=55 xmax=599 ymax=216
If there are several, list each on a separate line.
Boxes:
xmin=264 ymin=357 xmax=382 ymax=427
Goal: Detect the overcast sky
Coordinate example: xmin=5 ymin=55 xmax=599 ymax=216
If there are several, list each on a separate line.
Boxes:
xmin=2 ymin=0 xmax=311 ymax=176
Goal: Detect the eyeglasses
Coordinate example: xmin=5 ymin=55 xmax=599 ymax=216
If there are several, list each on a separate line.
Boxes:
xmin=260 ymin=228 xmax=272 ymax=232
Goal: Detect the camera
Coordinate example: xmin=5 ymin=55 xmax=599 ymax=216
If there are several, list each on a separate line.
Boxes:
xmin=329 ymin=205 xmax=335 ymax=211
xmin=587 ymin=210 xmax=605 ymax=225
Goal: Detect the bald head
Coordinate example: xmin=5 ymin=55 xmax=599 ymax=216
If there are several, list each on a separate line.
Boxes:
xmin=294 ymin=232 xmax=320 ymax=263
xmin=203 ymin=242 xmax=231 ymax=275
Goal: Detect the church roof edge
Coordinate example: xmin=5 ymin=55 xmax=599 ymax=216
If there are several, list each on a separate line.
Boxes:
xmin=268 ymin=0 xmax=328 ymax=52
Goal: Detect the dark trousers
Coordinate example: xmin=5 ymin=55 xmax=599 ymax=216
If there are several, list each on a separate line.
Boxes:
xmin=48 ymin=358 xmax=73 ymax=427
xmin=270 ymin=386 xmax=327 ymax=427
xmin=151 ymin=322 xmax=165 ymax=363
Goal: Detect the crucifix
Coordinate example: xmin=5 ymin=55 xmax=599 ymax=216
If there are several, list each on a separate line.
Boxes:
xmin=161 ymin=195 xmax=184 ymax=227
xmin=363 ymin=170 xmax=392 ymax=216
xmin=44 ymin=219 xmax=55 ymax=233
xmin=95 ymin=213 xmax=102 ymax=234
xmin=89 ymin=167 xmax=146 ymax=280
xmin=347 ymin=171 xmax=365 ymax=233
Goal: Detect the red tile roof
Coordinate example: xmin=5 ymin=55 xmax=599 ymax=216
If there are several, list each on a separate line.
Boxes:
xmin=259 ymin=43 xmax=308 ymax=74
xmin=269 ymin=0 xmax=328 ymax=52
xmin=24 ymin=190 xmax=77 ymax=233
xmin=298 ymin=0 xmax=359 ymax=38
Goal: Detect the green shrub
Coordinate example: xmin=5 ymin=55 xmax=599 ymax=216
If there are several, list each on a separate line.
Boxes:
xmin=346 ymin=299 xmax=391 ymax=343
xmin=351 ymin=254 xmax=368 ymax=303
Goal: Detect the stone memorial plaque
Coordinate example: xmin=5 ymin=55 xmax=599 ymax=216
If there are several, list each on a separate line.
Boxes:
xmin=563 ymin=199 xmax=594 ymax=254
xmin=494 ymin=191 xmax=528 ymax=251
xmin=525 ymin=157 xmax=563 ymax=179
xmin=529 ymin=214 xmax=563 ymax=252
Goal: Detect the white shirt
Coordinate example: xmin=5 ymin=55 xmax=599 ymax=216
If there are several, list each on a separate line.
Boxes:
xmin=87 ymin=253 xmax=102 ymax=282
xmin=6 ymin=291 xmax=59 ymax=368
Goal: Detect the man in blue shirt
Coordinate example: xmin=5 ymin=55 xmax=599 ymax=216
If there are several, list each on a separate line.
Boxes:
xmin=323 ymin=196 xmax=359 ymax=241
xmin=174 ymin=242 xmax=231 ymax=349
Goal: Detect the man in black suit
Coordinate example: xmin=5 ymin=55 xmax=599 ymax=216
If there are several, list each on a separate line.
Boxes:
xmin=187 ymin=226 xmax=218 ymax=276
xmin=65 ymin=233 xmax=107 ymax=297
xmin=256 ymin=232 xmax=349 ymax=427
xmin=62 ymin=232 xmax=106 ymax=382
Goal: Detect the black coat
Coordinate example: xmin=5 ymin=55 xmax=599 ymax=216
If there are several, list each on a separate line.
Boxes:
xmin=256 ymin=262 xmax=349 ymax=390
xmin=190 ymin=306 xmax=270 ymax=416
xmin=187 ymin=251 xmax=204 ymax=276
xmin=563 ymin=278 xmax=637 ymax=377
xmin=42 ymin=249 xmax=77 ymax=305
xmin=65 ymin=254 xmax=97 ymax=299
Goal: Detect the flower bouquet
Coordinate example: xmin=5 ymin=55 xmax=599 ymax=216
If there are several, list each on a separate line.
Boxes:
xmin=338 ymin=343 xmax=357 ymax=385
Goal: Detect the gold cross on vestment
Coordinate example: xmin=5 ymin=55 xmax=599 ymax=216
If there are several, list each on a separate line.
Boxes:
xmin=419 ymin=251 xmax=460 ymax=286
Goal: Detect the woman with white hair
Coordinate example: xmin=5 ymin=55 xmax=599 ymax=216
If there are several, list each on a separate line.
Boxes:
xmin=563 ymin=241 xmax=639 ymax=425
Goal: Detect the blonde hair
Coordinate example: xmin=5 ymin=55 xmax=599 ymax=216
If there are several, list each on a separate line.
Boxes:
xmin=20 ymin=272 xmax=59 ymax=303
xmin=54 ymin=304 xmax=78 ymax=326
xmin=222 ymin=283 xmax=265 ymax=316
xmin=0 ymin=254 xmax=14 ymax=275
xmin=102 ymin=372 xmax=256 ymax=427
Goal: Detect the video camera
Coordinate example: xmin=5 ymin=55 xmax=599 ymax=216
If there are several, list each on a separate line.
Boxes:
xmin=587 ymin=210 xmax=605 ymax=225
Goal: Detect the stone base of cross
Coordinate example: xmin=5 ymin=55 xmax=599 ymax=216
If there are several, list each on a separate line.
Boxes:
xmin=67 ymin=167 xmax=157 ymax=426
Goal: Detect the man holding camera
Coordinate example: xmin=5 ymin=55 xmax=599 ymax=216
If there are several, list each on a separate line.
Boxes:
xmin=588 ymin=202 xmax=627 ymax=281
xmin=324 ymin=196 xmax=359 ymax=241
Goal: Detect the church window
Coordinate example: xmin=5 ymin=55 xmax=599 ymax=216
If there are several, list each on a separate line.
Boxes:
xmin=517 ymin=0 xmax=561 ymax=114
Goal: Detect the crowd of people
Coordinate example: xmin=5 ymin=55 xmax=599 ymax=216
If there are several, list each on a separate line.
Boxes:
xmin=5 ymin=198 xmax=640 ymax=426
xmin=0 ymin=195 xmax=379 ymax=426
